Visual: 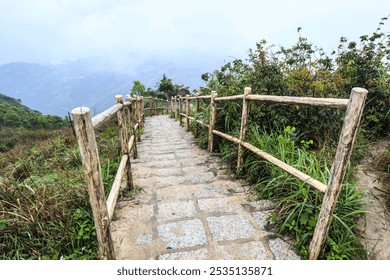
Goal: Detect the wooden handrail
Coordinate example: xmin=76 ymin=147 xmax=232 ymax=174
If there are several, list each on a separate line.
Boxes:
xmin=173 ymin=86 xmax=367 ymax=260
xmin=72 ymin=95 xmax=145 ymax=260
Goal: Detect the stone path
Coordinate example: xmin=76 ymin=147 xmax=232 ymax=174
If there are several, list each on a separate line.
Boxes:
xmin=111 ymin=115 xmax=300 ymax=260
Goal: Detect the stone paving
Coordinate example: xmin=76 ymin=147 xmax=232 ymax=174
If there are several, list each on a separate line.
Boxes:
xmin=110 ymin=115 xmax=300 ymax=260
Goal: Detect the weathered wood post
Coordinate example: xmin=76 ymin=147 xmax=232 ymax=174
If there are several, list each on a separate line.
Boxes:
xmin=136 ymin=96 xmax=141 ymax=128
xmin=237 ymin=87 xmax=251 ymax=169
xmin=116 ymin=95 xmax=133 ymax=190
xmin=186 ymin=94 xmax=190 ymax=131
xmin=140 ymin=96 xmax=145 ymax=128
xmin=125 ymin=94 xmax=132 ymax=134
xmin=170 ymin=97 xmax=174 ymax=118
xmin=174 ymin=96 xmax=178 ymax=121
xmin=126 ymin=95 xmax=138 ymax=159
xmin=71 ymin=107 xmax=115 ymax=260
xmin=179 ymin=96 xmax=183 ymax=126
xmin=208 ymin=91 xmax=217 ymax=152
xmin=136 ymin=96 xmax=142 ymax=142
xmin=149 ymin=96 xmax=153 ymax=116
xmin=195 ymin=94 xmax=200 ymax=138
xmin=154 ymin=97 xmax=156 ymax=116
xmin=309 ymin=87 xmax=367 ymax=260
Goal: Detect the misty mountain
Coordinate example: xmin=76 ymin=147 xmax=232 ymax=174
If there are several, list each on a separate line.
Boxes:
xmin=0 ymin=54 xmax=224 ymax=117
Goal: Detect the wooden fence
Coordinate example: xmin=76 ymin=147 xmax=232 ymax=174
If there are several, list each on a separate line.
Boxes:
xmin=172 ymin=87 xmax=367 ymax=260
xmin=71 ymin=95 xmax=144 ymax=260
xmin=144 ymin=97 xmax=170 ymax=116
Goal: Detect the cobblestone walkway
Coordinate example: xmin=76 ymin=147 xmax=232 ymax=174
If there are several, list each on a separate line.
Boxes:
xmin=111 ymin=115 xmax=300 ymax=260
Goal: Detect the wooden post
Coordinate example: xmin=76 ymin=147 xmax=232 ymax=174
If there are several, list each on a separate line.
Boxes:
xmin=186 ymin=94 xmax=190 ymax=131
xmin=195 ymin=94 xmax=200 ymax=138
xmin=125 ymin=95 xmax=132 ymax=134
xmin=140 ymin=96 xmax=145 ymax=128
xmin=126 ymin=95 xmax=138 ymax=159
xmin=149 ymin=97 xmax=153 ymax=116
xmin=116 ymin=95 xmax=127 ymax=154
xmin=208 ymin=91 xmax=217 ymax=152
xmin=175 ymin=96 xmax=178 ymax=121
xmin=71 ymin=107 xmax=115 ymax=260
xmin=237 ymin=87 xmax=251 ymax=169
xmin=116 ymin=96 xmax=133 ymax=190
xmin=136 ymin=96 xmax=142 ymax=142
xmin=179 ymin=96 xmax=183 ymax=126
xmin=136 ymin=96 xmax=141 ymax=128
xmin=196 ymin=94 xmax=200 ymax=112
xmin=170 ymin=97 xmax=174 ymax=118
xmin=308 ymin=87 xmax=367 ymax=260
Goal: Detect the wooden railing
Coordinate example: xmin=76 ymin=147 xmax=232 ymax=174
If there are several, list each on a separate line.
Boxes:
xmin=172 ymin=87 xmax=367 ymax=260
xmin=71 ymin=95 xmax=144 ymax=260
xmin=144 ymin=97 xmax=170 ymax=116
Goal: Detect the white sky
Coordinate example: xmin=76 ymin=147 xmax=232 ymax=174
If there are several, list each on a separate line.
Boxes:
xmin=0 ymin=0 xmax=389 ymax=65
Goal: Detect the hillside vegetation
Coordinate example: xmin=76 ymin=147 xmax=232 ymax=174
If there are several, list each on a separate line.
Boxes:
xmin=191 ymin=17 xmax=390 ymax=259
xmin=0 ymin=95 xmax=123 ymax=259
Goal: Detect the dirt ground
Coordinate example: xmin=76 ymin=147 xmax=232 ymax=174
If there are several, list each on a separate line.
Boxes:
xmin=355 ymin=137 xmax=390 ymax=259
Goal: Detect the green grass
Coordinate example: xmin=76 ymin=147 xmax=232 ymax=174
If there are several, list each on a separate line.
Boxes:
xmin=243 ymin=125 xmax=366 ymax=259
xmin=188 ymin=118 xmax=367 ymax=259
xmin=0 ymin=119 xmax=122 ymax=259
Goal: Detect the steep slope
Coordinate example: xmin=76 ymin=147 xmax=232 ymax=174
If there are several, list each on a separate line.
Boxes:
xmin=356 ymin=137 xmax=390 ymax=259
xmin=0 ymin=93 xmax=65 ymax=129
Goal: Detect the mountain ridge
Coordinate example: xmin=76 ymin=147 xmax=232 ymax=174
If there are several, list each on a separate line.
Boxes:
xmin=0 ymin=55 xmax=221 ymax=117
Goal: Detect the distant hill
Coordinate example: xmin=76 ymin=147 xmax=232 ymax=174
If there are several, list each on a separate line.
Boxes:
xmin=0 ymin=55 xmax=221 ymax=117
xmin=0 ymin=92 xmax=66 ymax=129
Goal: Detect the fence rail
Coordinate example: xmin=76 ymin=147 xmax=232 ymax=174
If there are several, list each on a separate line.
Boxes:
xmin=172 ymin=87 xmax=367 ymax=260
xmin=144 ymin=96 xmax=170 ymax=116
xmin=71 ymin=94 xmax=145 ymax=260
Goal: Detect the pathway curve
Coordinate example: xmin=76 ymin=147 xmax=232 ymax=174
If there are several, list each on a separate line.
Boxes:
xmin=111 ymin=115 xmax=300 ymax=260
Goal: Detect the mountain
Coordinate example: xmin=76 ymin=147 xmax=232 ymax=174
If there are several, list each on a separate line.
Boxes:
xmin=0 ymin=92 xmax=66 ymax=130
xmin=0 ymin=54 xmax=224 ymax=117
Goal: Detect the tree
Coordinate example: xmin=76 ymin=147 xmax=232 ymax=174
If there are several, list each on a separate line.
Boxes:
xmin=157 ymin=74 xmax=174 ymax=98
xmin=130 ymin=80 xmax=146 ymax=96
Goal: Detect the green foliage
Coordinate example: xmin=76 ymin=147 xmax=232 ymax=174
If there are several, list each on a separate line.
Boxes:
xmin=157 ymin=74 xmax=174 ymax=98
xmin=0 ymin=118 xmax=122 ymax=259
xmin=335 ymin=16 xmax=390 ymax=137
xmin=0 ymin=93 xmax=67 ymax=131
xmin=201 ymin=17 xmax=390 ymax=144
xmin=130 ymin=80 xmax=146 ymax=96
xmin=192 ymin=18 xmax=390 ymax=259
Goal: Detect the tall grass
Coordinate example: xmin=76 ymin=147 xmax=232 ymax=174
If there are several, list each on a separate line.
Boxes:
xmin=0 ymin=119 xmax=122 ymax=259
xmin=189 ymin=117 xmax=367 ymax=259
xmin=243 ymin=125 xmax=366 ymax=259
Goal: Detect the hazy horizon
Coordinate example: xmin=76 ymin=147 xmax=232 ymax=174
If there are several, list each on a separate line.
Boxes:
xmin=1 ymin=0 xmax=389 ymax=68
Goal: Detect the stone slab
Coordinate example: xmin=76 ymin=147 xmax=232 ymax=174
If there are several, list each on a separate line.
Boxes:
xmin=198 ymin=197 xmax=245 ymax=213
xmin=157 ymin=201 xmax=196 ymax=222
xmin=157 ymin=219 xmax=207 ymax=249
xmin=207 ymin=215 xmax=256 ymax=241
xmin=268 ymin=238 xmax=300 ymax=260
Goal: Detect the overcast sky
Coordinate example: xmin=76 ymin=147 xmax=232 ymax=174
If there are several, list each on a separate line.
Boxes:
xmin=0 ymin=0 xmax=389 ymax=66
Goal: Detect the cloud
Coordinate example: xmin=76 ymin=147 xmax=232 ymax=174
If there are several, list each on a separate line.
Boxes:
xmin=0 ymin=0 xmax=389 ymax=64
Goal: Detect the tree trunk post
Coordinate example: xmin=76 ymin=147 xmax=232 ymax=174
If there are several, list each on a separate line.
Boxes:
xmin=116 ymin=96 xmax=133 ymax=190
xmin=126 ymin=95 xmax=138 ymax=159
xmin=179 ymin=96 xmax=183 ymax=126
xmin=195 ymin=94 xmax=200 ymax=138
xmin=71 ymin=107 xmax=115 ymax=260
xmin=149 ymin=96 xmax=153 ymax=116
xmin=186 ymin=94 xmax=190 ymax=131
xmin=208 ymin=91 xmax=218 ymax=153
xmin=175 ymin=96 xmax=178 ymax=121
xmin=136 ymin=96 xmax=142 ymax=142
xmin=169 ymin=96 xmax=173 ymax=118
xmin=308 ymin=87 xmax=368 ymax=260
xmin=237 ymin=87 xmax=251 ymax=169
xmin=140 ymin=96 xmax=145 ymax=128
